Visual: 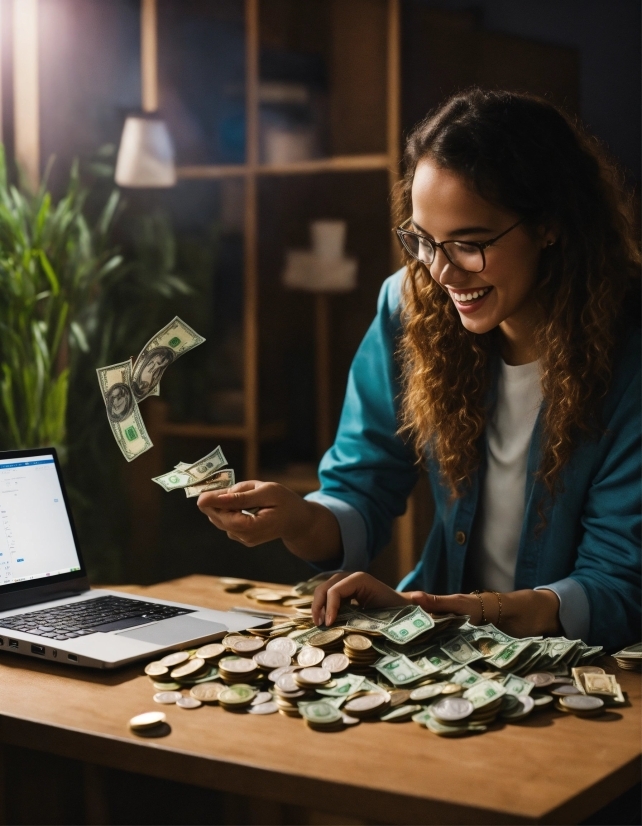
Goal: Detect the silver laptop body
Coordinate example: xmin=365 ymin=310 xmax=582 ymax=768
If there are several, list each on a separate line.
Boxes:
xmin=0 ymin=447 xmax=266 ymax=668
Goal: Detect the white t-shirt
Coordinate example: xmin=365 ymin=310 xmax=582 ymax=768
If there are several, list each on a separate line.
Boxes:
xmin=470 ymin=358 xmax=543 ymax=592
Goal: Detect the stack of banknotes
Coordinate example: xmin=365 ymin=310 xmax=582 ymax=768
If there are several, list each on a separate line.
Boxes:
xmin=152 ymin=447 xmax=235 ymax=498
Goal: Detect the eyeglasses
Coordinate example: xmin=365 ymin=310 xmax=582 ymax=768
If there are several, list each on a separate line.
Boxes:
xmin=396 ymin=218 xmax=524 ymax=273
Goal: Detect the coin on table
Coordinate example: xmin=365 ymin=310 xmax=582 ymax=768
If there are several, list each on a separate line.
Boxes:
xmin=269 ymin=665 xmax=299 ymax=683
xmin=129 ymin=711 xmax=167 ymax=731
xmin=190 ymin=683 xmax=224 ymax=703
xmin=219 ymin=685 xmax=256 ymax=708
xmin=299 ymin=701 xmax=342 ymax=725
xmin=153 ymin=691 xmax=183 ymax=704
xmin=431 ymin=697 xmax=474 ymax=722
xmin=247 ymin=589 xmax=289 ymax=603
xmin=222 ymin=634 xmax=252 ymax=648
xmin=551 ymin=684 xmax=582 ymax=697
xmin=295 ymin=666 xmax=332 ymax=686
xmin=500 ymin=695 xmax=535 ymax=720
xmin=145 ymin=662 xmax=170 ymax=678
xmin=343 ymin=634 xmax=372 ymax=651
xmin=276 ymin=673 xmax=300 ymax=693
xmin=152 ymin=680 xmax=181 ymax=691
xmin=171 ymin=657 xmax=207 ymax=680
xmin=380 ymin=704 xmax=423 ymax=723
xmin=248 ymin=701 xmax=279 ymax=715
xmin=441 ymin=683 xmax=463 ymax=695
xmin=159 ymin=651 xmax=190 ymax=668
xmin=344 ymin=692 xmax=390 ymax=718
xmin=524 ymin=672 xmax=555 ymax=688
xmin=297 ymin=646 xmax=325 ymax=667
xmin=265 ymin=637 xmax=297 ymax=658
xmin=196 ymin=643 xmax=226 ymax=661
xmin=341 ymin=713 xmax=361 ymax=726
xmin=231 ymin=637 xmax=265 ymax=654
xmin=308 ymin=628 xmax=344 ymax=648
xmin=219 ymin=656 xmax=259 ymax=674
xmin=559 ymin=695 xmax=604 ymax=714
xmin=251 ymin=691 xmax=273 ymax=706
xmin=322 ymin=653 xmax=350 ymax=673
xmin=253 ymin=650 xmax=291 ymax=670
xmin=410 ymin=684 xmax=445 ymax=702
xmin=176 ymin=695 xmax=202 ymax=709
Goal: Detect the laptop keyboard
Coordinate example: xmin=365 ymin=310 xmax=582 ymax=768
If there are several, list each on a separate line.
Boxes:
xmin=0 ymin=595 xmax=193 ymax=640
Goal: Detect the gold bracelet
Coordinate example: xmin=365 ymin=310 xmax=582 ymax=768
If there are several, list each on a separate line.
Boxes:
xmin=469 ymin=590 xmax=487 ymax=623
xmin=491 ymin=590 xmax=503 ymax=626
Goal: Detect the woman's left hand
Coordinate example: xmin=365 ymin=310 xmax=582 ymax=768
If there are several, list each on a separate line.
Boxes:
xmin=312 ymin=572 xmax=562 ymax=638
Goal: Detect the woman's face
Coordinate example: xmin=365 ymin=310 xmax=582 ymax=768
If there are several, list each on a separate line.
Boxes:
xmin=411 ymin=159 xmax=554 ymax=360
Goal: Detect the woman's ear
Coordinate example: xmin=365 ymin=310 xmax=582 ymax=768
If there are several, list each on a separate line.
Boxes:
xmin=539 ymin=220 xmax=560 ymax=249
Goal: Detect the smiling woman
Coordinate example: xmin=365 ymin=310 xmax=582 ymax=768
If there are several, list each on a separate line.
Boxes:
xmin=197 ymin=89 xmax=641 ymax=652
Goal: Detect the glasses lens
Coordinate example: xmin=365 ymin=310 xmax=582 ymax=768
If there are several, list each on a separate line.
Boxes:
xmin=444 ymin=241 xmax=484 ymax=273
xmin=400 ymin=231 xmax=434 ymax=264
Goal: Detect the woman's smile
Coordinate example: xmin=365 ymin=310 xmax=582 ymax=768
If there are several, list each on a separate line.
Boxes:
xmin=448 ymin=285 xmax=494 ymax=313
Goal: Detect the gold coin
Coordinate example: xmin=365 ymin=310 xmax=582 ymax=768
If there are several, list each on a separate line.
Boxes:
xmin=170 ymin=657 xmax=207 ymax=680
xmin=190 ymin=682 xmax=224 ymax=703
xmin=308 ymin=628 xmax=345 ymax=647
xmin=159 ymin=651 xmax=190 ymax=668
xmin=144 ymin=662 xmax=170 ymax=677
xmin=343 ymin=634 xmax=372 ymax=651
xmin=441 ymin=683 xmax=463 ymax=695
xmin=195 ymin=643 xmax=226 ymax=660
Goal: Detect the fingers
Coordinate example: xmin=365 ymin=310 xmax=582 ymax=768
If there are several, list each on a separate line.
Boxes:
xmin=197 ymin=480 xmax=270 ymax=512
xmin=311 ymin=572 xmax=351 ymax=625
xmin=408 ymin=591 xmax=478 ymax=619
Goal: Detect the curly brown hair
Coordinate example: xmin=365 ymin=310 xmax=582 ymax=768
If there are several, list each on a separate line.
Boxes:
xmin=395 ymin=89 xmax=641 ymax=512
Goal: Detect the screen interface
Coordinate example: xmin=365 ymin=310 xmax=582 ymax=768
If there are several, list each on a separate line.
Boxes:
xmin=0 ymin=455 xmax=80 ymax=587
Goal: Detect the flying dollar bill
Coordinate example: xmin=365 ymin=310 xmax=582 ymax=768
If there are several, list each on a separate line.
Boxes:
xmin=96 ymin=360 xmax=153 ymax=461
xmin=131 ymin=317 xmax=206 ymax=403
xmin=152 ymin=446 xmax=228 ymax=491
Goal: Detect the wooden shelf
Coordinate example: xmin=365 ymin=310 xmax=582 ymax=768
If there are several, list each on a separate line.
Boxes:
xmin=158 ymin=419 xmax=286 ymax=442
xmin=177 ymin=153 xmax=391 ymax=181
xmin=263 ymin=464 xmax=320 ymax=494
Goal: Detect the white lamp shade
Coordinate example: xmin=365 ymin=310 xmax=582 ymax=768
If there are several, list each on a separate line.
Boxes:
xmin=115 ymin=116 xmax=176 ymax=187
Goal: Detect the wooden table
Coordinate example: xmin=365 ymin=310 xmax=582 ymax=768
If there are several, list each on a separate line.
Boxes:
xmin=0 ymin=575 xmax=639 ymax=825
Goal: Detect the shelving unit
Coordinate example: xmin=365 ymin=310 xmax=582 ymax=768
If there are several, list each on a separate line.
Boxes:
xmin=140 ymin=0 xmax=400 ymax=486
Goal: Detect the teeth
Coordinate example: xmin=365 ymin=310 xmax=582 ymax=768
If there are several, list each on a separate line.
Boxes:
xmin=453 ymin=287 xmax=491 ymax=302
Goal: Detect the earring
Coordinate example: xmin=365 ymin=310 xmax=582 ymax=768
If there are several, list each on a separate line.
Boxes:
xmin=546 ymin=239 xmax=555 ymax=246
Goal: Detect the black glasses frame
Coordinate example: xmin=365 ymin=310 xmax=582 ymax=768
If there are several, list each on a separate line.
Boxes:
xmin=395 ymin=217 xmax=525 ymax=273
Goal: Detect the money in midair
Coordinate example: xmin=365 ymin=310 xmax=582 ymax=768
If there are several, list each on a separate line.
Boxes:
xmin=131 ymin=317 xmax=206 ymax=403
xmin=152 ymin=447 xmax=229 ymax=492
xmin=96 ymin=360 xmax=153 ymax=461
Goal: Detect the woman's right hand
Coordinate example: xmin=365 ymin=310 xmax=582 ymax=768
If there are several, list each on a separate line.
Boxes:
xmin=197 ymin=480 xmax=342 ymax=563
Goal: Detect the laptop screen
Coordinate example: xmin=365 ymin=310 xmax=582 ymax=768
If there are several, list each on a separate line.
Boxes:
xmin=0 ymin=452 xmax=83 ymax=589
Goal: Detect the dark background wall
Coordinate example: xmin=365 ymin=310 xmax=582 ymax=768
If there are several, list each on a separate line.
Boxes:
xmin=410 ymin=0 xmax=641 ymax=185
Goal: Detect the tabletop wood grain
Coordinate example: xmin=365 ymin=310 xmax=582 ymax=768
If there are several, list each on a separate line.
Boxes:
xmin=0 ymin=575 xmax=639 ymax=825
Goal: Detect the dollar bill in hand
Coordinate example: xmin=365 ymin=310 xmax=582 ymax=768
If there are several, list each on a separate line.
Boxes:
xmin=152 ymin=446 xmax=228 ymax=491
xmin=184 ymin=469 xmax=236 ymax=498
xmin=96 ymin=360 xmax=153 ymax=461
xmin=131 ymin=317 xmax=205 ymax=403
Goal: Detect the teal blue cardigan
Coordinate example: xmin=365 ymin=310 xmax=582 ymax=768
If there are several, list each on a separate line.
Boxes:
xmin=307 ymin=271 xmax=641 ymax=651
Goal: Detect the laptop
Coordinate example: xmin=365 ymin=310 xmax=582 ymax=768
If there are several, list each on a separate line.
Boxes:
xmin=0 ymin=447 xmax=266 ymax=668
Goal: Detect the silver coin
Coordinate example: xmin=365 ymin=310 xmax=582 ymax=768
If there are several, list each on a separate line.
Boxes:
xmin=559 ymin=695 xmax=605 ymax=712
xmin=248 ymin=701 xmax=279 ymax=715
xmin=268 ymin=665 xmax=299 ymax=682
xmin=153 ymin=691 xmax=183 ymax=704
xmin=431 ymin=697 xmax=474 ymax=722
xmin=276 ymin=672 xmax=300 ymax=693
xmin=524 ymin=672 xmax=555 ymax=687
xmin=251 ymin=691 xmax=273 ymax=706
xmin=341 ymin=713 xmax=361 ymax=726
xmin=253 ymin=650 xmax=291 ymax=669
xmin=295 ymin=666 xmax=331 ymax=685
xmin=296 ymin=645 xmax=325 ymax=667
xmin=410 ymin=684 xmax=445 ymax=701
xmin=176 ymin=695 xmax=202 ymax=709
xmin=322 ymin=653 xmax=350 ymax=673
xmin=531 ymin=693 xmax=554 ymax=708
xmin=551 ymin=684 xmax=582 ymax=696
xmin=501 ymin=695 xmax=535 ymax=719
xmin=265 ymin=637 xmax=297 ymax=658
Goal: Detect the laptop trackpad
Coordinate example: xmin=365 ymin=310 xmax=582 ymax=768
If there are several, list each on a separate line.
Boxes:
xmin=117 ymin=615 xmax=227 ymax=646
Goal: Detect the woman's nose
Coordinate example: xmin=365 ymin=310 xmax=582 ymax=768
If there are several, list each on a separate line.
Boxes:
xmin=429 ymin=247 xmax=459 ymax=284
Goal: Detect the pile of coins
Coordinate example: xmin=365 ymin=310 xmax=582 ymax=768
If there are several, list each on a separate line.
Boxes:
xmin=127 ymin=583 xmax=631 ymax=738
xmin=612 ymin=643 xmax=642 ymax=672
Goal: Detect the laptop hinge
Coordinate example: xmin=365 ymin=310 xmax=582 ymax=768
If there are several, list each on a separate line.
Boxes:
xmin=0 ymin=577 xmax=90 ymax=613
